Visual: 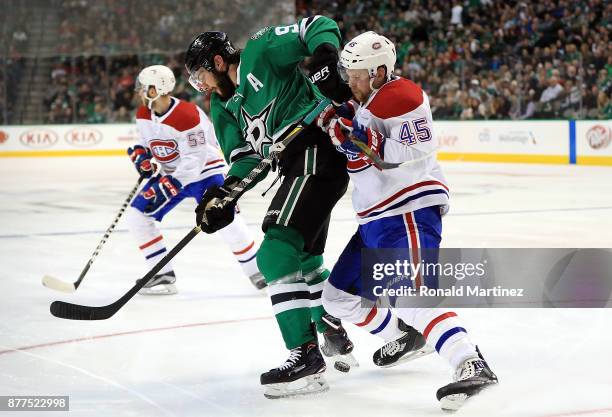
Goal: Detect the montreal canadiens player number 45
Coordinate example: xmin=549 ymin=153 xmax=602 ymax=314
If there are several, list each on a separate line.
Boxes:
xmin=125 ymin=65 xmax=265 ymax=294
xmin=317 ymin=32 xmax=499 ymax=411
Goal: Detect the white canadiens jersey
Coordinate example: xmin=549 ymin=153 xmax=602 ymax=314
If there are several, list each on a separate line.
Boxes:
xmin=135 ymin=97 xmax=225 ymax=186
xmin=348 ymin=77 xmax=449 ymax=224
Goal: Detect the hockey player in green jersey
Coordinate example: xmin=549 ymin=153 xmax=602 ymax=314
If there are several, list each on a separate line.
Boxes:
xmin=185 ymin=16 xmax=357 ymax=398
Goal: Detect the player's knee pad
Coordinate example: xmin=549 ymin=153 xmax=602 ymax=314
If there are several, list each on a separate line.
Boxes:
xmin=217 ymin=213 xmax=252 ymax=247
xmin=125 ymin=206 xmax=155 ymax=233
xmin=321 ymin=280 xmax=364 ymax=322
xmin=257 ymin=225 xmax=304 ymax=284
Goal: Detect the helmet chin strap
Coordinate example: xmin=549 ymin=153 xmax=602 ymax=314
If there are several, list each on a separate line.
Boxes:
xmin=145 ymin=91 xmax=161 ymax=110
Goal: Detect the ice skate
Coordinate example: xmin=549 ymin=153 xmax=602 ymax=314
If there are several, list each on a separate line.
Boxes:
xmin=436 ymin=347 xmax=498 ymax=411
xmin=248 ymin=272 xmax=267 ymax=290
xmin=373 ymin=319 xmax=434 ymax=368
xmin=260 ymin=339 xmax=329 ymax=399
xmin=320 ymin=314 xmax=359 ymax=371
xmin=137 ymin=271 xmax=177 ymax=295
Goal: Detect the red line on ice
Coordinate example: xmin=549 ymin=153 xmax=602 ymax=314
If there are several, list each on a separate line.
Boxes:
xmin=0 ymin=316 xmax=272 ymax=356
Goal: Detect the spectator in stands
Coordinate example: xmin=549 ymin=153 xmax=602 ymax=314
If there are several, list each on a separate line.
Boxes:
xmin=14 ymin=0 xmax=611 ymax=124
xmin=298 ymin=0 xmax=610 ymax=120
xmin=597 ymin=91 xmax=611 ymax=120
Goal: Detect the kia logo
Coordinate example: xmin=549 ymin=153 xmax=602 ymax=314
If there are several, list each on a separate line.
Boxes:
xmin=65 ymin=127 xmax=103 ymax=147
xmin=0 ymin=130 xmax=8 ymax=144
xmin=20 ymin=129 xmax=59 ymax=148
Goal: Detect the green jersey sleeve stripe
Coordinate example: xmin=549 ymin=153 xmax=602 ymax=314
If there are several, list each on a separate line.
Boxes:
xmin=299 ymin=15 xmax=321 ymax=43
xmin=298 ymin=15 xmax=341 ymax=53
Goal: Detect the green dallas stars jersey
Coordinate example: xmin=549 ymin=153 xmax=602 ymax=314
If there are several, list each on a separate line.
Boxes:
xmin=209 ymin=15 xmax=342 ymax=180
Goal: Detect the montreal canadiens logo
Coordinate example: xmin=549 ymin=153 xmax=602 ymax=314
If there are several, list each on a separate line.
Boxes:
xmin=150 ymin=139 xmax=179 ymax=162
xmin=586 ymin=125 xmax=611 ymax=150
xmin=346 ymin=153 xmax=371 ymax=172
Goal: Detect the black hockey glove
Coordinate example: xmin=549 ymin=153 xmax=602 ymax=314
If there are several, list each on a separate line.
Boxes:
xmin=195 ymin=176 xmax=239 ymax=234
xmin=308 ymin=43 xmax=352 ymax=105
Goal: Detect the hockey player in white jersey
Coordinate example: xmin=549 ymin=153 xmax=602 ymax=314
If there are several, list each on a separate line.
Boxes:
xmin=316 ymin=32 xmax=498 ymax=410
xmin=125 ymin=65 xmax=265 ymax=295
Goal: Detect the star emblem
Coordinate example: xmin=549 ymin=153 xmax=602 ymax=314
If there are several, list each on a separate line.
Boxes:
xmin=241 ymin=99 xmax=275 ymax=155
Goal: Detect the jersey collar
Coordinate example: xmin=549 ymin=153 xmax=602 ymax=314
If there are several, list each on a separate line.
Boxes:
xmin=152 ymin=97 xmax=178 ymax=122
xmin=363 ymin=76 xmax=400 ymax=109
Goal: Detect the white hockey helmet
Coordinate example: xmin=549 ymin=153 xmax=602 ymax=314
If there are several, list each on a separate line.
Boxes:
xmin=339 ymin=31 xmax=396 ymax=82
xmin=135 ymin=65 xmax=176 ymax=109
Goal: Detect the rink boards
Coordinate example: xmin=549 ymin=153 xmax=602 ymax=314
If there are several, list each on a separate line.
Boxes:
xmin=0 ymin=120 xmax=610 ymax=165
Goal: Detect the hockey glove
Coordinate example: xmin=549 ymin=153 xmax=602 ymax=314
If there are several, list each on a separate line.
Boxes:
xmin=195 ymin=176 xmax=239 ymax=234
xmin=141 ymin=175 xmax=182 ymax=215
xmin=308 ymin=43 xmax=352 ymax=105
xmin=328 ymin=117 xmax=385 ymax=168
xmin=127 ymin=145 xmax=156 ymax=178
xmin=315 ymin=100 xmax=357 ymax=131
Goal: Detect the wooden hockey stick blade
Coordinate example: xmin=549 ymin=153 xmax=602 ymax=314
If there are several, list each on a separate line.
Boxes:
xmin=50 ymin=226 xmax=201 ymax=320
xmin=42 ymin=275 xmax=77 ymax=293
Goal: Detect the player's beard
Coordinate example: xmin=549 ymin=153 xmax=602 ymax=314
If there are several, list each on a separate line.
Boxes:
xmin=213 ymin=69 xmax=236 ymax=101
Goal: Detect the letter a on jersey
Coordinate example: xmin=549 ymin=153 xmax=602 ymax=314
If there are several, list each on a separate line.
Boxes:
xmin=241 ymin=99 xmax=275 ymax=155
xmin=246 ymin=73 xmax=264 ymax=92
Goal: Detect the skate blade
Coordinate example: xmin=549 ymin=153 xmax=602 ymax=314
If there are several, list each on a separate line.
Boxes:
xmin=377 ymin=344 xmax=435 ymax=368
xmin=263 ymin=374 xmax=330 ymax=399
xmin=138 ymin=283 xmax=177 ymax=295
xmin=439 ymin=393 xmax=468 ymax=411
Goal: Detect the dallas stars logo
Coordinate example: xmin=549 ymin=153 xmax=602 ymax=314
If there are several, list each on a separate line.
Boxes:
xmin=241 ymin=99 xmax=275 ymax=155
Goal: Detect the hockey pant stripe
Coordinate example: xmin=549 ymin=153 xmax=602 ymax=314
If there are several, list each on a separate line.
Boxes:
xmin=304 ymin=147 xmax=317 ymax=176
xmin=278 ymin=176 xmax=309 ymax=226
xmin=403 ymin=212 xmax=422 ymax=288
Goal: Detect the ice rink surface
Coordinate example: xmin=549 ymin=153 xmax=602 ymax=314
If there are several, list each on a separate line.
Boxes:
xmin=1 ymin=157 xmax=612 ymax=417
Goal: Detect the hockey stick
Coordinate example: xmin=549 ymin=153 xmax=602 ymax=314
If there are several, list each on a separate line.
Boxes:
xmin=50 ymin=226 xmax=201 ymax=320
xmin=350 ymin=139 xmax=439 ymax=170
xmin=42 ymin=176 xmax=146 ymax=293
xmin=49 ymin=99 xmax=331 ymax=320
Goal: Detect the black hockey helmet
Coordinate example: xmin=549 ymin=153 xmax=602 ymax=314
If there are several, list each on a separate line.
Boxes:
xmin=185 ymin=31 xmax=237 ymax=74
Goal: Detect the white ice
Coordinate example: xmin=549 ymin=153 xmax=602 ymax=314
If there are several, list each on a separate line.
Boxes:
xmin=1 ymin=157 xmax=612 ymax=417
